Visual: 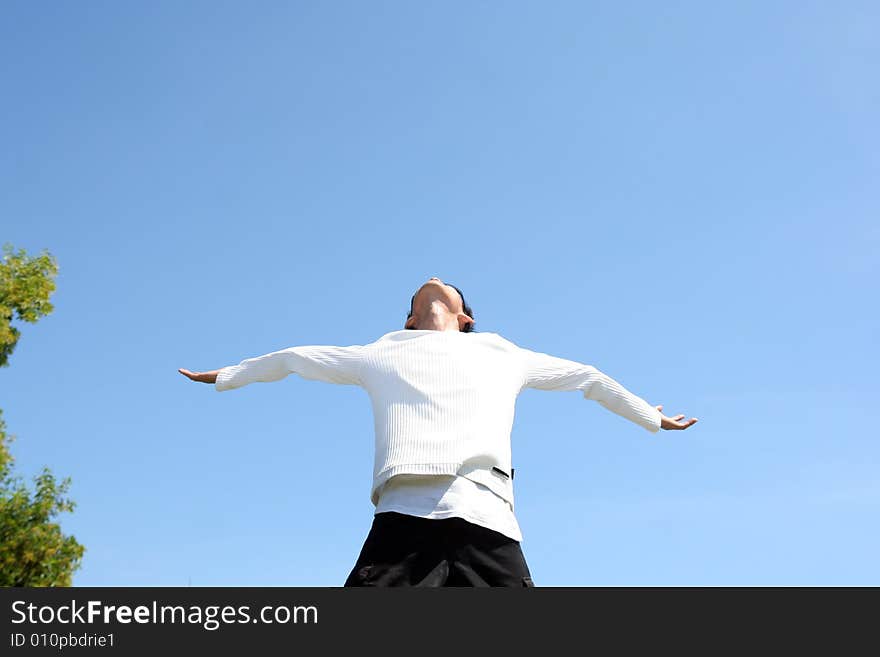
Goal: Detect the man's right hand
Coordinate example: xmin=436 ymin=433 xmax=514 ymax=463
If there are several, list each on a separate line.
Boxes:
xmin=178 ymin=368 xmax=220 ymax=384
xmin=655 ymin=405 xmax=699 ymax=430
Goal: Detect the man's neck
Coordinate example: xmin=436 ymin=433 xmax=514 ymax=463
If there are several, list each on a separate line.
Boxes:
xmin=414 ymin=303 xmax=460 ymax=331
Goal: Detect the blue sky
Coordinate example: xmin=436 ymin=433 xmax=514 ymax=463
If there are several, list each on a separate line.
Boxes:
xmin=2 ymin=1 xmax=877 ymax=586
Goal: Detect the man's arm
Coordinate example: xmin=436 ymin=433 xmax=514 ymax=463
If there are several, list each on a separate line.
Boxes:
xmin=518 ymin=347 xmax=697 ymax=432
xmin=179 ymin=343 xmax=366 ymax=392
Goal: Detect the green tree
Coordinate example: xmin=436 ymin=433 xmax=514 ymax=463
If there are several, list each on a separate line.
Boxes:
xmin=0 ymin=242 xmax=59 ymax=368
xmin=0 ymin=243 xmax=84 ymax=586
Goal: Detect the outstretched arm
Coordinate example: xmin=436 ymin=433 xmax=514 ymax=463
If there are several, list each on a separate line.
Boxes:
xmin=179 ymin=343 xmax=366 ymax=391
xmin=518 ymin=347 xmax=698 ymax=432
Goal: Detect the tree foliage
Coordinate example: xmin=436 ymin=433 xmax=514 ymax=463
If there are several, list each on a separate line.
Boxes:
xmin=0 ymin=410 xmax=85 ymax=586
xmin=0 ymin=243 xmax=83 ymax=586
xmin=0 ymin=242 xmax=59 ymax=369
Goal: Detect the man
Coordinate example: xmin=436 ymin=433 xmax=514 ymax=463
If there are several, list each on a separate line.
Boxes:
xmin=179 ymin=277 xmax=698 ymax=586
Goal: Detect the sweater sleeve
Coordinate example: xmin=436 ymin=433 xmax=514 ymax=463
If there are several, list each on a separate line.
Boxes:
xmin=215 ymin=344 xmax=365 ymax=392
xmin=518 ymin=347 xmax=661 ymax=433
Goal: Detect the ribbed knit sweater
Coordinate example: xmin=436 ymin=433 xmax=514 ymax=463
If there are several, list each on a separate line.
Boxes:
xmin=214 ymin=329 xmax=662 ymax=514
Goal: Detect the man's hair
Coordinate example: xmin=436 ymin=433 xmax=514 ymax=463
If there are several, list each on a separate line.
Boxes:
xmin=406 ymin=283 xmax=475 ymax=332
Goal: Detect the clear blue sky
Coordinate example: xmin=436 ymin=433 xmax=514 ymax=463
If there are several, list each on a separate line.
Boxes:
xmin=2 ymin=1 xmax=877 ymax=586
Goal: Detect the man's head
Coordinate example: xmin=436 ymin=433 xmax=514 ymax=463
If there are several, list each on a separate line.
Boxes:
xmin=405 ymin=277 xmax=475 ymax=332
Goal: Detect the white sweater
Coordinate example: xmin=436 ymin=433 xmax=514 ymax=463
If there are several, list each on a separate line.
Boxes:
xmin=215 ymin=329 xmax=662 ymax=517
xmin=374 ymin=473 xmax=525 ymax=541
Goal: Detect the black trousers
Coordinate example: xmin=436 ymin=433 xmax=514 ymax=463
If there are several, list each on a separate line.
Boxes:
xmin=343 ymin=511 xmax=535 ymax=587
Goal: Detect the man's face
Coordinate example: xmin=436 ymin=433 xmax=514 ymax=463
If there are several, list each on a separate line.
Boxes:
xmin=405 ymin=277 xmax=469 ymax=329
